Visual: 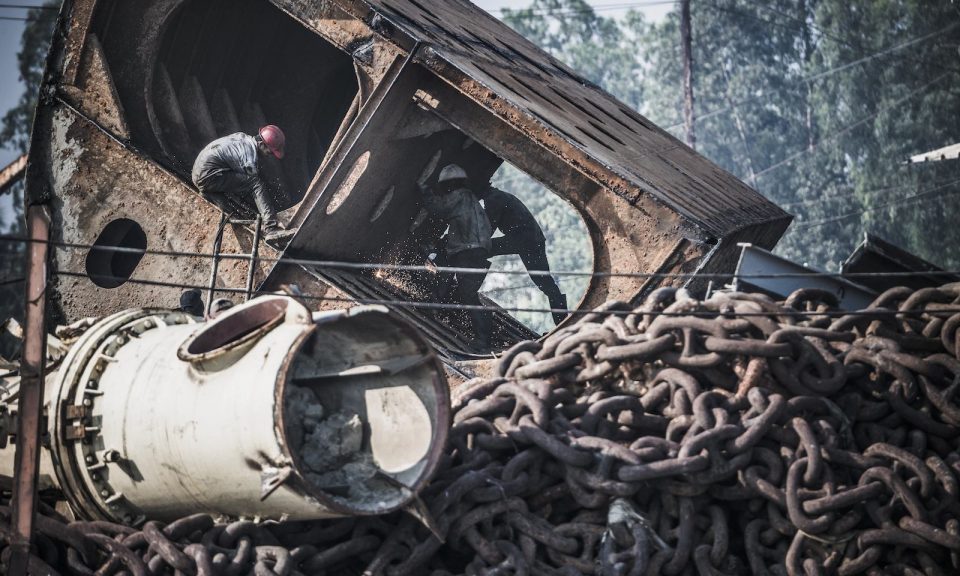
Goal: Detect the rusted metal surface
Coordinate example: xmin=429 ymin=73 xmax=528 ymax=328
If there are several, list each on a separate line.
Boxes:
xmin=343 ymin=0 xmax=789 ymax=236
xmin=28 ymin=100 xmax=276 ymax=323
xmin=27 ymin=0 xmax=790 ymax=365
xmin=2 ymin=284 xmax=960 ymax=574
xmin=8 ymin=205 xmax=50 ymax=576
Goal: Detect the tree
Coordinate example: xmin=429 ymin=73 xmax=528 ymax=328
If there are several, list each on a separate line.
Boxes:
xmin=0 ymin=1 xmax=61 ymax=153
xmin=0 ymin=1 xmax=60 ymax=323
xmin=0 ymin=178 xmax=26 ymax=324
xmin=502 ymin=0 xmax=645 ymax=109
xmin=502 ymin=0 xmax=960 ymax=273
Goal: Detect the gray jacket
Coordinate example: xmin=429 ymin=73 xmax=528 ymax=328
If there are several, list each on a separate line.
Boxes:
xmin=192 ymin=133 xmax=262 ymax=191
xmin=423 ymin=186 xmax=492 ymax=255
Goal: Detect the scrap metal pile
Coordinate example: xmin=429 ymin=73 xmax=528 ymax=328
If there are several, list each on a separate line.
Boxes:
xmin=4 ymin=284 xmax=960 ymax=575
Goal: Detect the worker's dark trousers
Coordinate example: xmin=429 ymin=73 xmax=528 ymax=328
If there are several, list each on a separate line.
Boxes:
xmin=195 ymin=171 xmax=280 ymax=229
xmin=447 ymin=248 xmax=492 ymax=347
xmin=491 ymin=235 xmax=566 ymax=322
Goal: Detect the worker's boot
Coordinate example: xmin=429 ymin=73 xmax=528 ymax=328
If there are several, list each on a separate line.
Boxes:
xmin=467 ymin=309 xmax=493 ymax=351
xmin=549 ymin=293 xmax=568 ymax=325
xmin=263 ymin=222 xmax=298 ymax=245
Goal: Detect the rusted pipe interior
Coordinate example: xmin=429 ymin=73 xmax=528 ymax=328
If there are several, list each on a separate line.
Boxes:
xmin=280 ymin=310 xmax=446 ymax=514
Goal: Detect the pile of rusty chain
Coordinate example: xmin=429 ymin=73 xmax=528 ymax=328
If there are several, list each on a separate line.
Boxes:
xmin=4 ymin=284 xmax=960 ymax=575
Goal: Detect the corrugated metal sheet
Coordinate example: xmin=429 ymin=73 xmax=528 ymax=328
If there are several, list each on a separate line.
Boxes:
xmin=25 ymin=0 xmax=793 ymax=365
xmin=358 ymin=0 xmax=790 ymax=237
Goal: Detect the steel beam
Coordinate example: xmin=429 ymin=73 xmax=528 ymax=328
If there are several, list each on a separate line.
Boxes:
xmin=734 ymin=243 xmax=877 ymax=311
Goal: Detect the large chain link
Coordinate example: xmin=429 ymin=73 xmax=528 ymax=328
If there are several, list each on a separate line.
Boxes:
xmin=4 ymin=284 xmax=960 ymax=575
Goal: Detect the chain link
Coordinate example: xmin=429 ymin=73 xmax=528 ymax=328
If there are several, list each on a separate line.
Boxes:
xmin=4 ymin=283 xmax=960 ymax=574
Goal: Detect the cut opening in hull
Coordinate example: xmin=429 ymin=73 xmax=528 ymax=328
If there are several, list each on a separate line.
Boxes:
xmin=93 ymin=0 xmax=359 ymax=210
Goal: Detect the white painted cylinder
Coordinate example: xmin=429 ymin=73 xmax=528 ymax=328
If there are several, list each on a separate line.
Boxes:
xmin=8 ymin=296 xmax=449 ymax=524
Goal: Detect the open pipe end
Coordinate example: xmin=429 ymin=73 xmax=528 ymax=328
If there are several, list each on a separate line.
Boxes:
xmin=177 ymin=298 xmax=289 ymax=364
xmin=279 ymin=306 xmax=450 ymax=515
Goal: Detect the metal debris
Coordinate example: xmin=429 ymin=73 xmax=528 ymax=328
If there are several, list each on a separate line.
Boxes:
xmin=5 ymin=284 xmax=960 ymax=574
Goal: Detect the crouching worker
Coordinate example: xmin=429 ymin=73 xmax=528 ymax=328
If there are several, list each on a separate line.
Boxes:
xmin=192 ymin=125 xmax=297 ymax=244
xmin=420 ymin=164 xmax=494 ymax=349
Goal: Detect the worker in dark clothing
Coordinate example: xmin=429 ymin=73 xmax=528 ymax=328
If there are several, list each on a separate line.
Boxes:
xmin=179 ymin=289 xmax=204 ymax=317
xmin=191 ymin=125 xmax=297 ymax=243
xmin=477 ymin=185 xmax=568 ymax=325
xmin=420 ymin=164 xmax=494 ymax=348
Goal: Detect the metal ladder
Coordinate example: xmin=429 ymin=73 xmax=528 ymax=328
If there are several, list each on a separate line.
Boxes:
xmin=206 ymin=214 xmax=263 ymax=317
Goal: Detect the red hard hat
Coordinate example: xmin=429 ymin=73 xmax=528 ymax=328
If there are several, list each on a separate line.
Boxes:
xmin=259 ymin=125 xmax=286 ymax=159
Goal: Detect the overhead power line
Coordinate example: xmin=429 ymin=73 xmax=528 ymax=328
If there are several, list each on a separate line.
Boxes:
xmin=5 ymin=234 xmax=960 ymax=281
xmin=741 ymin=0 xmax=960 ymax=79
xmin=48 ymin=270 xmax=960 ymax=320
xmin=661 ymin=20 xmax=960 ymax=132
xmin=775 ymin=180 xmax=918 ymax=210
xmin=703 ymin=1 xmax=960 ymax=77
xmin=777 ymin=181 xmax=910 ymax=209
xmin=792 ymin=177 xmax=960 ymax=229
xmin=748 ymin=72 xmax=951 ymax=182
xmin=805 ymin=22 xmax=960 ymax=82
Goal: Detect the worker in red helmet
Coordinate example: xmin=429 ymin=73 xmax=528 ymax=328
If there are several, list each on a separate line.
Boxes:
xmin=192 ymin=125 xmax=297 ymax=243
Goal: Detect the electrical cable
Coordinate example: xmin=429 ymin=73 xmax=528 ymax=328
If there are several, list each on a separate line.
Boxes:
xmin=659 ymin=9 xmax=960 ymax=131
xmin=777 ymin=180 xmax=917 ymax=209
xmin=5 ymin=234 xmax=960 ymax=281
xmin=768 ymin=174 xmax=960 ymax=212
xmin=50 ymin=270 xmax=960 ymax=319
xmin=805 ymin=23 xmax=960 ymax=82
xmin=704 ymin=1 xmax=960 ymax=77
xmin=746 ymin=0 xmax=960 ymax=77
xmin=747 ymin=72 xmax=951 ymax=182
xmin=793 ymin=178 xmax=960 ymax=229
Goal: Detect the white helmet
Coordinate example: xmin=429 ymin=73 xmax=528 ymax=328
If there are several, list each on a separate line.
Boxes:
xmin=437 ymin=164 xmax=467 ymax=183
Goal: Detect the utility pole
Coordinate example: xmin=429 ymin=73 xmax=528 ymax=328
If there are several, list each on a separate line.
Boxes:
xmin=721 ymin=64 xmax=757 ymax=182
xmin=681 ymin=0 xmax=696 ymax=150
xmin=799 ymin=0 xmax=815 ymax=150
xmin=8 ymin=204 xmax=50 ymax=576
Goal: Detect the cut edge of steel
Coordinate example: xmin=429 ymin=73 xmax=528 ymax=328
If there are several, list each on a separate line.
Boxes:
xmin=0 ymin=155 xmax=27 ymax=196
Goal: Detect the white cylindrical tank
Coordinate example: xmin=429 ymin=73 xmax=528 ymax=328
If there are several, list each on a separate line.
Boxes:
xmin=5 ymin=296 xmax=449 ymax=525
